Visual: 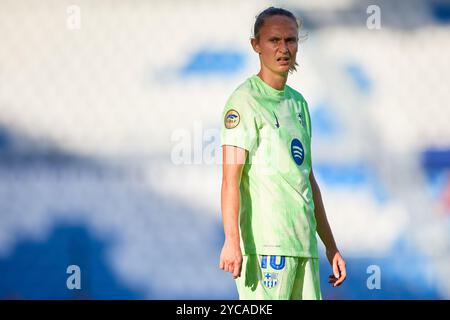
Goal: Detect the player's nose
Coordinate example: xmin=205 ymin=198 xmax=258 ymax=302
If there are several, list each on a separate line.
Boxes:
xmin=278 ymin=40 xmax=289 ymax=53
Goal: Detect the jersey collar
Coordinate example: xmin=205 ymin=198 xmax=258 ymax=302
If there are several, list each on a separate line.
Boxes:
xmin=252 ymin=74 xmax=286 ymax=99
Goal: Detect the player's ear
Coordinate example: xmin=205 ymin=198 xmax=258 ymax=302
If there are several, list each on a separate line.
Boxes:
xmin=251 ymin=37 xmax=261 ymax=54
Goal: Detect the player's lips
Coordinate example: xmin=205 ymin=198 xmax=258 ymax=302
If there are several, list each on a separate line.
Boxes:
xmin=277 ymin=56 xmax=290 ymax=65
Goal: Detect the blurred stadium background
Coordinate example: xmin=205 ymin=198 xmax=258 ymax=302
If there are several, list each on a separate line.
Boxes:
xmin=0 ymin=0 xmax=449 ymax=299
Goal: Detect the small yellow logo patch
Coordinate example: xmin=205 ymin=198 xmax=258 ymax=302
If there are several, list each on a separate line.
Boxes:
xmin=224 ymin=109 xmax=240 ymax=129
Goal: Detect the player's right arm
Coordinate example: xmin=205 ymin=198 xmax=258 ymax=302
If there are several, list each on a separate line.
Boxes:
xmin=219 ymin=145 xmax=246 ymax=279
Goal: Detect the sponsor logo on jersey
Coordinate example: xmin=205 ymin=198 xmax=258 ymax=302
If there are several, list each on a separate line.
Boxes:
xmin=291 ymin=138 xmax=305 ymax=166
xmin=224 ymin=109 xmax=240 ymax=129
xmin=262 ymin=272 xmax=278 ymax=289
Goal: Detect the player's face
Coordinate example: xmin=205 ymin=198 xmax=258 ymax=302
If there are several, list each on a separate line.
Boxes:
xmin=252 ymin=15 xmax=298 ymax=76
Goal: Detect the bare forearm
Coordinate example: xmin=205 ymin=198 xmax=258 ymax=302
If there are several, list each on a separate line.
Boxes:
xmin=311 ymin=176 xmax=338 ymax=252
xmin=219 ymin=146 xmax=245 ymax=279
xmin=221 ymin=179 xmax=240 ymax=240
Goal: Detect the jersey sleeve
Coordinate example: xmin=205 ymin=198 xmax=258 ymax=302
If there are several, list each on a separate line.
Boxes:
xmin=220 ymin=91 xmax=259 ymax=152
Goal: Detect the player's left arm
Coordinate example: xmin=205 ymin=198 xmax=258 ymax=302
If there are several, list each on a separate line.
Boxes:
xmin=310 ymin=168 xmax=347 ymax=287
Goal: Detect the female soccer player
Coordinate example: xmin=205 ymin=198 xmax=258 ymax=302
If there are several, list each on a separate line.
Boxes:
xmin=219 ymin=7 xmax=347 ymax=300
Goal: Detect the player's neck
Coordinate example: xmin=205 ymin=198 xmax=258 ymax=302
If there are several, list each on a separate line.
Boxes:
xmin=257 ymin=69 xmax=288 ymax=91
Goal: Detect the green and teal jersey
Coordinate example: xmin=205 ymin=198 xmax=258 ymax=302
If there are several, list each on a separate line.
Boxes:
xmin=221 ymin=75 xmax=318 ymax=258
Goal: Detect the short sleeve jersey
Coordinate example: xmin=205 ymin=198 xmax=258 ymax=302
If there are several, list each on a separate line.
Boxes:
xmin=221 ymin=75 xmax=318 ymax=258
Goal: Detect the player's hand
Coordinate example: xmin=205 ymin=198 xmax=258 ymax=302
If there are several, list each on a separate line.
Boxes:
xmin=326 ymin=249 xmax=347 ymax=287
xmin=219 ymin=237 xmax=243 ymax=279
